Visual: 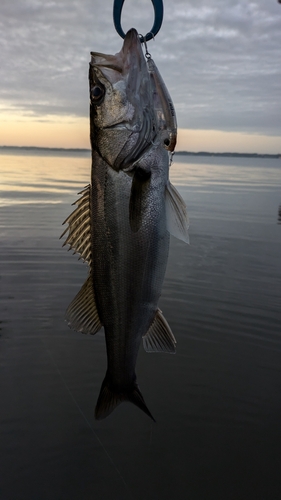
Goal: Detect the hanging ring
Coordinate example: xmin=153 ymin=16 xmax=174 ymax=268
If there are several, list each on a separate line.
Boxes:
xmin=113 ymin=0 xmax=163 ymax=43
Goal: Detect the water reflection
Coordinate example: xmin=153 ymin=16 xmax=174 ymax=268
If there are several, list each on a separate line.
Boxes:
xmin=0 ymin=152 xmax=90 ymax=206
xmin=1 ymin=150 xmax=281 ymax=499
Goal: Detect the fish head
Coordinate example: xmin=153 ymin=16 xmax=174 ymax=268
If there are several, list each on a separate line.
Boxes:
xmin=89 ymin=28 xmax=156 ymax=170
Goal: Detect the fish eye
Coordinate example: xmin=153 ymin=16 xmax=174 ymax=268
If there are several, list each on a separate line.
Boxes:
xmin=90 ymin=85 xmax=105 ymax=104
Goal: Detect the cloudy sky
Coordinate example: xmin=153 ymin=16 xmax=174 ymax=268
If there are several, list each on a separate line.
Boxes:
xmin=0 ymin=0 xmax=280 ymax=152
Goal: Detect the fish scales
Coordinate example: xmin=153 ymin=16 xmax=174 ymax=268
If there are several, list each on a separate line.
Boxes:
xmin=61 ymin=28 xmax=189 ymax=421
xmin=91 ymin=147 xmax=169 ymax=378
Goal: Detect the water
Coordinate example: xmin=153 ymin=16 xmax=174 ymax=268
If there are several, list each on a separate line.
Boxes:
xmin=1 ymin=150 xmax=281 ymax=499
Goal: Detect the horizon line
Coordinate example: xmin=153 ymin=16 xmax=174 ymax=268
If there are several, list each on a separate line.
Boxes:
xmin=0 ymin=145 xmax=280 ymax=158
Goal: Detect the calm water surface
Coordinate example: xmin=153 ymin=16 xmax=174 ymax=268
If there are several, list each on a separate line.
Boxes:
xmin=1 ymin=150 xmax=281 ymax=499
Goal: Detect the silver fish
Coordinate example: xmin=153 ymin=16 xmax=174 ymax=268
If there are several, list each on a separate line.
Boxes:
xmin=61 ymin=28 xmax=189 ymax=421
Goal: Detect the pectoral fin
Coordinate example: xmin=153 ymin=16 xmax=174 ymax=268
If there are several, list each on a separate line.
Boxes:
xmin=143 ymin=309 xmax=176 ymax=353
xmin=129 ymin=167 xmax=151 ymax=232
xmin=165 ymin=181 xmax=189 ymax=244
xmin=65 ymin=275 xmax=102 ymax=335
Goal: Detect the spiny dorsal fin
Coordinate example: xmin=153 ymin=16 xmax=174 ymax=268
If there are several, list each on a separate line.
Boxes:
xmin=165 ymin=181 xmax=189 ymax=244
xmin=143 ymin=309 xmax=176 ymax=353
xmin=65 ymin=275 xmax=102 ymax=335
xmin=60 ymin=185 xmax=92 ymax=265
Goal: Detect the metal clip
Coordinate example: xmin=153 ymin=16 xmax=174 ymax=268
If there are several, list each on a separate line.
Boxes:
xmin=139 ymin=33 xmax=154 ymax=58
xmin=113 ymin=0 xmax=163 ymax=43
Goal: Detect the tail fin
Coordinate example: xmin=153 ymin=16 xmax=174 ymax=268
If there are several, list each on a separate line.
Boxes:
xmin=95 ymin=376 xmax=155 ymax=422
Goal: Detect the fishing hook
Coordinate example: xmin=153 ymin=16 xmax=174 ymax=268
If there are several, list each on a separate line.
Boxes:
xmin=113 ymin=0 xmax=163 ymax=43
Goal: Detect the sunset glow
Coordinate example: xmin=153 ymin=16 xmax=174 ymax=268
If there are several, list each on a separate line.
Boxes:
xmin=1 ymin=113 xmax=280 ymax=154
xmin=0 ymin=112 xmax=90 ymax=149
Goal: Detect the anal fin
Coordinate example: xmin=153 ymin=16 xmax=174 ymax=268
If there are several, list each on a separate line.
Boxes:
xmin=143 ymin=309 xmax=176 ymax=353
xmin=65 ymin=275 xmax=102 ymax=335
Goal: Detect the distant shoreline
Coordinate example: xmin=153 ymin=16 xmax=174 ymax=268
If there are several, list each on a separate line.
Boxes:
xmin=0 ymin=145 xmax=90 ymax=154
xmin=175 ymin=151 xmax=281 ymax=159
xmin=0 ymin=145 xmax=280 ymax=159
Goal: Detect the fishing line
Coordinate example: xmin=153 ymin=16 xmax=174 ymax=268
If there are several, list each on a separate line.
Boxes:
xmin=41 ymin=338 xmax=136 ymax=500
xmin=149 ymin=421 xmax=154 ymax=448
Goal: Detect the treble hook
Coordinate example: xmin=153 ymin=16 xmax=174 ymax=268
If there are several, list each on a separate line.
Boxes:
xmin=113 ymin=0 xmax=164 ymax=43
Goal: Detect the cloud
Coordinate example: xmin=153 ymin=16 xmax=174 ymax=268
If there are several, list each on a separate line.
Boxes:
xmin=0 ymin=0 xmax=281 ymax=135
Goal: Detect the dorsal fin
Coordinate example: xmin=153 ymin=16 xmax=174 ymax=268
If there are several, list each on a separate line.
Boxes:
xmin=142 ymin=309 xmax=176 ymax=353
xmin=60 ymin=185 xmax=92 ymax=265
xmin=65 ymin=275 xmax=102 ymax=335
xmin=165 ymin=181 xmax=189 ymax=244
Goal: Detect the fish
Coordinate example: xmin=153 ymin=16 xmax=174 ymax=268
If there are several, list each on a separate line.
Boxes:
xmin=61 ymin=28 xmax=189 ymax=421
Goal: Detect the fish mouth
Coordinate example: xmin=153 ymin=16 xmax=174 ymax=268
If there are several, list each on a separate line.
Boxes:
xmin=90 ymin=28 xmax=143 ymax=75
xmin=122 ymin=28 xmax=143 ymax=61
xmin=115 ymin=29 xmax=156 ymax=168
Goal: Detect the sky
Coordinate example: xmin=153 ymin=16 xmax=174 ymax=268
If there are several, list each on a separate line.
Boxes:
xmin=0 ymin=0 xmax=280 ymax=153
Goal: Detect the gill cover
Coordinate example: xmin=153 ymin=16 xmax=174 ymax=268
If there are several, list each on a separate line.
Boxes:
xmin=89 ymin=28 xmax=156 ymax=171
